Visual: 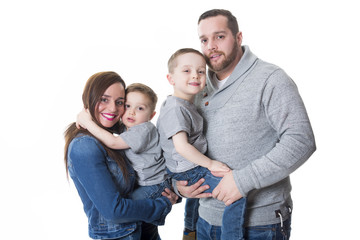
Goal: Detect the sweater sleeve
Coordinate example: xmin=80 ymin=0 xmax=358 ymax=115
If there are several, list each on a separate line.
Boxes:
xmin=69 ymin=136 xmax=172 ymax=225
xmin=233 ymin=69 xmax=316 ymax=197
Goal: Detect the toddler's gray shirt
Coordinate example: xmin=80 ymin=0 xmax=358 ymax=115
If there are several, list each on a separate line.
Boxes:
xmin=120 ymin=122 xmax=167 ymax=186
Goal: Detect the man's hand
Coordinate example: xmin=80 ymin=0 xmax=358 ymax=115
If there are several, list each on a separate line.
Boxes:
xmin=212 ymin=170 xmax=243 ymax=206
xmin=176 ymin=178 xmax=212 ymax=198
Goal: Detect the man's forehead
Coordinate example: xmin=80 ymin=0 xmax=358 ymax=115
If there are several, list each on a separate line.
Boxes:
xmin=198 ymin=16 xmax=229 ymax=37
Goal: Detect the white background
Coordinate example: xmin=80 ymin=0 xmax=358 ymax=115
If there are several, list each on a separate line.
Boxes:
xmin=1 ymin=0 xmax=359 ymax=239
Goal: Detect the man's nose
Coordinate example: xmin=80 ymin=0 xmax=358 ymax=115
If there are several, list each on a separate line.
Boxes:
xmin=207 ymin=39 xmax=217 ymax=51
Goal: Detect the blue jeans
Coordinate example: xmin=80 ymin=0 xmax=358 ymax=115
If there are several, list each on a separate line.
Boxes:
xmin=197 ymin=216 xmax=292 ymax=240
xmin=168 ymin=167 xmax=247 ymax=239
xmin=140 ymin=222 xmax=161 ymax=240
xmin=131 ymin=179 xmax=171 ymax=240
xmin=184 ymin=198 xmax=199 ymax=231
xmin=131 ymin=178 xmax=171 ymax=200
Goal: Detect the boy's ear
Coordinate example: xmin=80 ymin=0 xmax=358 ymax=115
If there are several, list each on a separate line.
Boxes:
xmin=149 ymin=111 xmax=156 ymax=121
xmin=167 ymin=74 xmax=175 ymax=85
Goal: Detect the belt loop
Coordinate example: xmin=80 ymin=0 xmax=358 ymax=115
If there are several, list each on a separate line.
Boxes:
xmin=287 ymin=206 xmax=292 ymax=215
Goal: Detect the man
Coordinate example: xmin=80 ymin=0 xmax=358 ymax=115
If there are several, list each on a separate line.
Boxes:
xmin=177 ymin=9 xmax=316 ymax=240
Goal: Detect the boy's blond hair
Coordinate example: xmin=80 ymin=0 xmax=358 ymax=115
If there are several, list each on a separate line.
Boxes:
xmin=167 ymin=48 xmax=205 ymax=74
xmin=125 ymin=83 xmax=158 ymax=112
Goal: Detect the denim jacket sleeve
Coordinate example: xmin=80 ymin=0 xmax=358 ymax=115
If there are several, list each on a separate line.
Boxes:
xmin=69 ymin=136 xmax=172 ymax=225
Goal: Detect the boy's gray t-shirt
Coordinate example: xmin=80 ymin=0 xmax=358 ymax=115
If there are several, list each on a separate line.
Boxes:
xmin=120 ymin=122 xmax=167 ymax=186
xmin=157 ymin=95 xmax=207 ymax=173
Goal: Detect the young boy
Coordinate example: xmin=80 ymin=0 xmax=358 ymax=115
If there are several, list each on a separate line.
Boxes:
xmin=76 ymin=83 xmax=171 ymax=200
xmin=156 ymin=48 xmax=247 ymax=240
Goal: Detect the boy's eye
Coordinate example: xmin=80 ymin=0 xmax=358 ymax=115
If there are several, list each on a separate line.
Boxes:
xmin=217 ymin=35 xmax=224 ymax=39
xmin=138 ymin=107 xmax=144 ymax=111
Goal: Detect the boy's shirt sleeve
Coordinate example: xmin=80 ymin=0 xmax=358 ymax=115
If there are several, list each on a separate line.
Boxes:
xmin=161 ymin=105 xmax=191 ymax=139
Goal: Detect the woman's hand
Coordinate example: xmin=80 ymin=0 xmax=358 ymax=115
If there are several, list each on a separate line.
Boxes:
xmin=76 ymin=108 xmax=92 ymax=129
xmin=161 ymin=188 xmax=179 ymax=205
xmin=176 ymin=178 xmax=212 ymax=198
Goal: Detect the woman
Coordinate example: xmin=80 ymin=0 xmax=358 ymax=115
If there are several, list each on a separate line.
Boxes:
xmin=64 ymin=71 xmax=177 ymax=240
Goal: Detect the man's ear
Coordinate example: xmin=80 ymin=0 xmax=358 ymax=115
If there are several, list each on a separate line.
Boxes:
xmin=236 ymin=31 xmax=243 ymax=46
xmin=167 ymin=74 xmax=175 ymax=85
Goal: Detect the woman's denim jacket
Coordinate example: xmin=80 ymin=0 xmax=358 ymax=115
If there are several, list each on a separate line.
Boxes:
xmin=67 ymin=135 xmax=172 ymax=239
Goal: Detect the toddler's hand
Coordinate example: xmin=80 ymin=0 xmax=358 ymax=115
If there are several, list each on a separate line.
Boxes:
xmin=208 ymin=160 xmax=230 ymax=173
xmin=76 ymin=108 xmax=92 ymax=129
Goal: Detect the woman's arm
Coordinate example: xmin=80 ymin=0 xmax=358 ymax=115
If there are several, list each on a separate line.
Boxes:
xmin=77 ymin=109 xmax=129 ymax=149
xmin=69 ymin=136 xmax=173 ymax=224
xmin=172 ymin=131 xmax=230 ymax=172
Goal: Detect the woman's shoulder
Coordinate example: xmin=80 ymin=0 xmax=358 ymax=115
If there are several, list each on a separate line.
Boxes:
xmin=71 ymin=134 xmax=97 ymax=143
xmin=69 ymin=134 xmax=106 ymax=155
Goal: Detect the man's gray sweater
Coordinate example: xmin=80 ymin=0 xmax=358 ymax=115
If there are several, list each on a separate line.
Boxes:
xmin=195 ymin=46 xmax=316 ymax=227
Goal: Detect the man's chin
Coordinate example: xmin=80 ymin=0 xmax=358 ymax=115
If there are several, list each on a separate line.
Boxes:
xmin=209 ymin=64 xmax=223 ymax=72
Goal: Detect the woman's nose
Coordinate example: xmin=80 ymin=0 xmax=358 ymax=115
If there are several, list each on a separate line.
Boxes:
xmin=109 ymin=101 xmax=117 ymax=111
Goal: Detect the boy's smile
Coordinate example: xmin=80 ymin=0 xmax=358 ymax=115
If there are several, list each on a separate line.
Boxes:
xmin=167 ymin=52 xmax=206 ymax=102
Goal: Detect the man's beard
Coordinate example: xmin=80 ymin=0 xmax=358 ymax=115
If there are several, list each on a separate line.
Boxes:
xmin=205 ymin=42 xmax=239 ymax=73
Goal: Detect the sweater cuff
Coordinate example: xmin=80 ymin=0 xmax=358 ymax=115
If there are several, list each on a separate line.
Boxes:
xmin=232 ymin=167 xmax=258 ymax=197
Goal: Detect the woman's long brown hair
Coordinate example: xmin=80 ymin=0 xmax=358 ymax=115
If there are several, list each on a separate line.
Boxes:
xmin=64 ymin=71 xmax=128 ymax=180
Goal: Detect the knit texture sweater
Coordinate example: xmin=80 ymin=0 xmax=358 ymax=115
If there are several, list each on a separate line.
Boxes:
xmin=195 ymin=46 xmax=316 ymax=227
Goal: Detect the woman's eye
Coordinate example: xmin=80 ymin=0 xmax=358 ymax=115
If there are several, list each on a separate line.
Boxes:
xmin=116 ymin=101 xmax=124 ymax=106
xmin=101 ymin=98 xmax=108 ymax=103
